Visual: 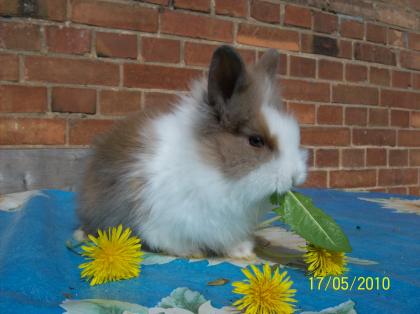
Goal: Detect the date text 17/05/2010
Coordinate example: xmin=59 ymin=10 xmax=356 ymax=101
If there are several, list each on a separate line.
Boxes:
xmin=309 ymin=276 xmax=391 ymax=291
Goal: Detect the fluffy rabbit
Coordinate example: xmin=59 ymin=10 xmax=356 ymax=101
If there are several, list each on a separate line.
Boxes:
xmin=77 ymin=46 xmax=307 ymax=259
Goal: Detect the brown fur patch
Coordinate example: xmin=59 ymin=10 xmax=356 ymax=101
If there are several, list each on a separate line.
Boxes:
xmin=78 ymin=105 xmax=169 ymax=234
xmin=197 ymin=60 xmax=283 ymax=179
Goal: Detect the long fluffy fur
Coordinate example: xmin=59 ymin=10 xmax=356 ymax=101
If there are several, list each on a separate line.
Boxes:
xmin=78 ymin=49 xmax=307 ymax=258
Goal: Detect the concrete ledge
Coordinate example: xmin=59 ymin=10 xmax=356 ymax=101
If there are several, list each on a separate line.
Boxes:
xmin=0 ymin=148 xmax=91 ymax=194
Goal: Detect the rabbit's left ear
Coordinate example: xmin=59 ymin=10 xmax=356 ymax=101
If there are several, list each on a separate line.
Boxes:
xmin=255 ymin=49 xmax=280 ymax=78
xmin=207 ymin=45 xmax=247 ymax=108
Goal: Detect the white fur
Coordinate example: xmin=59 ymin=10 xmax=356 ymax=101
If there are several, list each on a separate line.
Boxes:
xmin=127 ymin=79 xmax=307 ymax=257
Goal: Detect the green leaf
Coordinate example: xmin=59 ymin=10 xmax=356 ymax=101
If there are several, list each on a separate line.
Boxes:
xmin=273 ymin=191 xmax=352 ymax=253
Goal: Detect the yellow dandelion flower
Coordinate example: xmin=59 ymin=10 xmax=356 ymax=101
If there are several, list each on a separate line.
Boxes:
xmin=304 ymin=244 xmax=347 ymax=278
xmin=79 ymin=225 xmax=143 ymax=286
xmin=232 ymin=263 xmax=297 ymax=314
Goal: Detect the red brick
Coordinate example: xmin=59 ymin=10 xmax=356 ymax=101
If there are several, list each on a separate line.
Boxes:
xmin=400 ymin=51 xmax=420 ymax=71
xmin=301 ymin=127 xmax=350 ymax=146
xmin=290 ymin=56 xmax=315 ymax=78
xmin=408 ymin=0 xmax=420 ymax=11
xmin=142 ymin=37 xmax=180 ymax=63
xmin=338 ymin=39 xmax=352 ymax=59
xmin=0 ymin=85 xmax=47 ymax=113
xmin=345 ymin=64 xmax=367 ymax=82
xmin=251 ymin=0 xmax=280 ymax=24
xmin=69 ymin=119 xmax=115 ymax=145
xmin=409 ymin=186 xmax=420 ymax=196
xmin=287 ymin=103 xmax=316 ymax=125
xmin=355 ymin=43 xmax=396 ymax=66
xmin=370 ymin=67 xmax=390 ymax=86
xmin=142 ymin=0 xmax=168 ymax=4
xmin=96 ymin=32 xmax=137 ymax=59
xmin=389 ymin=149 xmax=408 ymax=167
xmin=0 ymin=21 xmax=40 ymax=51
xmin=24 ymin=56 xmax=119 ymax=86
xmin=388 ymin=29 xmax=404 ymax=47
xmin=124 ymin=64 xmax=200 ymax=90
xmin=342 ymin=149 xmax=365 ymax=167
xmin=174 ymin=0 xmax=210 ymax=12
xmin=281 ymin=79 xmax=330 ymax=102
xmin=330 ymin=170 xmax=376 ymax=188
xmin=369 ymin=108 xmax=389 ymax=126
xmin=300 ymin=34 xmax=312 ymax=53
xmin=277 ymin=53 xmax=287 ymax=75
xmin=409 ymin=149 xmax=420 ymax=166
xmin=313 ymin=11 xmax=337 ymax=34
xmin=0 ymin=0 xmax=67 ymax=21
xmin=39 ymin=0 xmax=67 ymax=20
xmin=387 ymin=187 xmax=408 ymax=194
xmin=215 ymin=0 xmax=248 ymax=18
xmin=367 ymin=148 xmax=387 ymax=166
xmin=399 ymin=130 xmax=420 ymax=146
xmin=414 ymin=73 xmax=420 ymax=89
xmin=318 ymin=59 xmax=343 ymax=80
xmin=162 ymin=10 xmax=233 ymax=42
xmin=391 ymin=110 xmax=409 ymax=127
xmin=284 ymin=5 xmax=312 ymax=29
xmin=376 ymin=4 xmax=417 ymax=30
xmin=411 ymin=112 xmax=420 ymax=128
xmin=72 ymin=0 xmax=158 ymax=32
xmin=185 ymin=42 xmax=255 ymax=67
xmin=143 ymin=92 xmax=179 ymax=113
xmin=317 ymin=105 xmax=343 ymax=125
xmin=316 ymin=149 xmax=339 ymax=167
xmin=379 ymin=169 xmax=417 ymax=186
xmin=0 ymin=54 xmax=19 ymax=81
xmin=237 ymin=23 xmax=299 ymax=51
xmin=100 ymin=90 xmax=141 ymax=115
xmin=237 ymin=49 xmax=257 ymax=65
xmin=408 ymin=33 xmax=420 ymax=51
xmin=340 ymin=19 xmax=364 ymax=39
xmin=0 ymin=0 xmax=18 ymax=16
xmin=366 ymin=23 xmax=387 ymax=44
xmin=368 ymin=188 xmax=388 ymax=193
xmin=353 ymin=129 xmax=396 ymax=146
xmin=0 ymin=118 xmax=65 ymax=145
xmin=333 ymin=85 xmax=378 ymax=105
xmin=392 ymin=70 xmax=412 ymax=88
xmin=306 ymin=148 xmax=315 ymax=167
xmin=309 ymin=35 xmax=340 ymax=57
xmin=52 ymin=87 xmax=96 ymax=114
xmin=303 ymin=170 xmax=327 ymax=188
xmin=46 ymin=26 xmax=91 ymax=55
xmin=381 ymin=90 xmax=420 ymax=110
xmin=345 ymin=107 xmax=367 ymax=126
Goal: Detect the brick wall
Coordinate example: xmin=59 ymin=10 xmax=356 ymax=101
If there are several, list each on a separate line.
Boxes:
xmin=1 ymin=0 xmax=420 ymax=194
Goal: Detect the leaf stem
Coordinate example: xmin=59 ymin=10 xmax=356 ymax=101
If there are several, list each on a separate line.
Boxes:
xmin=258 ymin=215 xmax=283 ymax=229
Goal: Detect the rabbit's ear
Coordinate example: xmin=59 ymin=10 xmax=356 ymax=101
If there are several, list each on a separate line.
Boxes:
xmin=208 ymin=45 xmax=247 ymax=109
xmin=255 ymin=48 xmax=280 ymax=78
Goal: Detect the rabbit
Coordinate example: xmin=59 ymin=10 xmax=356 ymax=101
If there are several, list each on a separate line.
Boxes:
xmin=77 ymin=45 xmax=308 ymax=259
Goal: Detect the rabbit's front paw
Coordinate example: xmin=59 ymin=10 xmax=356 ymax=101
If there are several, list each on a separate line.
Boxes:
xmin=227 ymin=240 xmax=256 ymax=260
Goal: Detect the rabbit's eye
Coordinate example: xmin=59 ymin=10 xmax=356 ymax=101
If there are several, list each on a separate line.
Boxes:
xmin=249 ymin=135 xmax=265 ymax=148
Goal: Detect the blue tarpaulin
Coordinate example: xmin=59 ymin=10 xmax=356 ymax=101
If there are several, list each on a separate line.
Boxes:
xmin=0 ymin=188 xmax=419 ymax=313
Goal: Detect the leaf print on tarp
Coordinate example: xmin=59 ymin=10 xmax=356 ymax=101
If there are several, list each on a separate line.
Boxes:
xmin=0 ymin=190 xmax=47 ymax=212
xmin=60 ymin=298 xmax=148 ymax=314
xmin=301 ymin=299 xmax=357 ymax=314
xmin=157 ymin=287 xmax=206 ymax=313
xmin=359 ymin=197 xmax=420 ymax=215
